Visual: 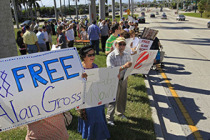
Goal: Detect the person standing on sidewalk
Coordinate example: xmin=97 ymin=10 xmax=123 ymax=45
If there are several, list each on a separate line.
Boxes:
xmin=106 ymin=37 xmax=132 ymax=126
xmin=42 ymin=26 xmax=49 ymax=51
xmin=88 ymin=20 xmax=101 ymax=55
xmin=100 ymin=20 xmax=109 ymax=53
xmin=23 ymin=25 xmax=40 ymax=54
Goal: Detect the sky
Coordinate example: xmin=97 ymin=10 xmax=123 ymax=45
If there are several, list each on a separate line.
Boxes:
xmin=37 ymin=0 xmax=143 ymax=7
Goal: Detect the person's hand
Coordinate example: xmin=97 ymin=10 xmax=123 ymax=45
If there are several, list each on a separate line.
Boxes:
xmin=82 ymin=73 xmax=88 ymax=80
xmin=124 ymin=62 xmax=132 ymax=68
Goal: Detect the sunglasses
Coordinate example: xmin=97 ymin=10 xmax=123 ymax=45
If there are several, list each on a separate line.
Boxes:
xmin=87 ymin=53 xmax=95 ymax=57
xmin=119 ymin=42 xmax=126 ymax=46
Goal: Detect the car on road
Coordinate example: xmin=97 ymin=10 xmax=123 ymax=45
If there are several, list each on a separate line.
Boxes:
xmin=81 ymin=15 xmax=87 ymax=19
xmin=74 ymin=16 xmax=80 ymax=20
xmin=141 ymin=12 xmax=145 ymax=17
xmin=66 ymin=17 xmax=73 ymax=21
xmin=150 ymin=13 xmax=155 ymax=18
xmin=185 ymin=9 xmax=191 ymax=12
xmin=20 ymin=20 xmax=32 ymax=27
xmin=48 ymin=19 xmax=56 ymax=23
xmin=176 ymin=15 xmax=185 ymax=21
xmin=161 ymin=14 xmax=167 ymax=19
xmin=208 ymin=21 xmax=210 ymax=28
xmin=137 ymin=17 xmax=145 ymax=23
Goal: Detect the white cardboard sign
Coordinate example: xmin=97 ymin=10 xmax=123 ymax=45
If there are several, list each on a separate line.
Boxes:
xmin=0 ymin=48 xmax=84 ymax=132
xmin=137 ymin=39 xmax=153 ymax=53
xmin=124 ymin=50 xmax=158 ymax=80
xmin=77 ymin=67 xmax=120 ymax=109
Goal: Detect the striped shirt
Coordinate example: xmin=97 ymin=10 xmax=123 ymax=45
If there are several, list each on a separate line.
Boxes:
xmin=106 ymin=49 xmax=131 ymax=79
xmin=105 ymin=35 xmax=118 ymax=52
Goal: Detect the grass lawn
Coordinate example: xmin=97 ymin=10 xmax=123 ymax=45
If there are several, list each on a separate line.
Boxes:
xmin=182 ymin=13 xmax=210 ymax=19
xmin=0 ymin=27 xmax=155 ymax=140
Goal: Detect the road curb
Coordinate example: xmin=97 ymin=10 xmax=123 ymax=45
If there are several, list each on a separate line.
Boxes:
xmin=144 ymin=77 xmax=164 ymax=140
xmin=145 ymin=70 xmax=187 ymax=140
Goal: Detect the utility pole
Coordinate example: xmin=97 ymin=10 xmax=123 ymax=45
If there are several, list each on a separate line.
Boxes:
xmin=177 ymin=0 xmax=179 ymax=14
xmin=120 ymin=0 xmax=122 ymax=19
xmin=12 ymin=0 xmax=19 ymax=29
xmin=131 ymin=0 xmax=134 ymax=17
xmin=64 ymin=0 xmax=65 ymax=16
xmin=128 ymin=0 xmax=130 ymax=10
xmin=60 ymin=0 xmax=63 ymax=21
xmin=112 ymin=0 xmax=115 ymax=21
xmin=99 ymin=0 xmax=105 ymax=20
xmin=54 ymin=0 xmax=58 ymax=22
xmin=69 ymin=0 xmax=71 ymax=17
xmin=76 ymin=0 xmax=78 ymax=21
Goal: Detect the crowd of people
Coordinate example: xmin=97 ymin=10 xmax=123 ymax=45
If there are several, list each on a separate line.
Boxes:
xmin=15 ymin=16 xmax=162 ymax=140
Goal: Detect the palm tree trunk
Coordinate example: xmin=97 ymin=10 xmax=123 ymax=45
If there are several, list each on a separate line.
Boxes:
xmin=0 ymin=0 xmax=18 ymax=58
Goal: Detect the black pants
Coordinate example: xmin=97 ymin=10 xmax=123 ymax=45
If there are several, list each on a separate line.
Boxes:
xmin=101 ymin=36 xmax=108 ymax=52
xmin=68 ymin=40 xmax=74 ymax=47
xmin=46 ymin=41 xmax=50 ymax=51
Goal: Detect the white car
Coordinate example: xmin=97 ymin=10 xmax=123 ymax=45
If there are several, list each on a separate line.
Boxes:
xmin=176 ymin=15 xmax=185 ymax=21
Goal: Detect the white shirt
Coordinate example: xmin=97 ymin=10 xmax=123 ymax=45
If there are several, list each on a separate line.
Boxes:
xmin=65 ymin=29 xmax=74 ymax=41
xmin=43 ymin=31 xmax=48 ymax=42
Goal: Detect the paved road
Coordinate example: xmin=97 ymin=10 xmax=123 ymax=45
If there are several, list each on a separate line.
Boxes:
xmin=140 ymin=8 xmax=210 ymax=139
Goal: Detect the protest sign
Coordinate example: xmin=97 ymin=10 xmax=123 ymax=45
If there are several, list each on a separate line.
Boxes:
xmin=51 ymin=44 xmax=60 ymax=50
xmin=0 ymin=48 xmax=84 ymax=132
xmin=124 ymin=50 xmax=158 ymax=80
xmin=77 ymin=67 xmax=119 ymax=109
xmin=137 ymin=39 xmax=153 ymax=53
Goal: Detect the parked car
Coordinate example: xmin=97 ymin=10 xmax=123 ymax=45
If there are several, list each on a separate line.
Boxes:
xmin=207 ymin=21 xmax=210 ymax=28
xmin=176 ymin=15 xmax=185 ymax=21
xmin=48 ymin=19 xmax=56 ymax=23
xmin=20 ymin=20 xmax=32 ymax=27
xmin=66 ymin=17 xmax=73 ymax=21
xmin=137 ymin=17 xmax=145 ymax=23
xmin=161 ymin=14 xmax=167 ymax=19
xmin=141 ymin=12 xmax=145 ymax=17
xmin=185 ymin=9 xmax=191 ymax=12
xmin=81 ymin=15 xmax=87 ymax=19
xmin=150 ymin=13 xmax=155 ymax=18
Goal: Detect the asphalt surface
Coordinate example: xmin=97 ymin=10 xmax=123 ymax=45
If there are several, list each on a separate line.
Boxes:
xmin=138 ymin=7 xmax=210 ymax=140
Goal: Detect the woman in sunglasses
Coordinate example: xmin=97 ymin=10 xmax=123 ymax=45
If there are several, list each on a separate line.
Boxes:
xmin=78 ymin=45 xmax=110 ymax=140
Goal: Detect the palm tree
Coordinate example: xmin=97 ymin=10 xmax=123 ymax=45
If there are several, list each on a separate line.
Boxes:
xmin=0 ymin=0 xmax=18 ymax=58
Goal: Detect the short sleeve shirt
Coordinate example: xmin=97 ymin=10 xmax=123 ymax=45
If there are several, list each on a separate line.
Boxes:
xmin=106 ymin=49 xmax=131 ymax=79
xmin=23 ymin=30 xmax=38 ymax=45
xmin=105 ymin=35 xmax=118 ymax=52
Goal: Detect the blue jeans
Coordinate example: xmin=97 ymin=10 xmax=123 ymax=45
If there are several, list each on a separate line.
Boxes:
xmin=27 ymin=44 xmax=38 ymax=54
xmin=90 ymin=40 xmax=99 ymax=55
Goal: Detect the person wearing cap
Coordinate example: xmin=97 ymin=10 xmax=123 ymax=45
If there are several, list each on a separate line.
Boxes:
xmin=78 ymin=45 xmax=110 ymax=140
xmin=106 ymin=37 xmax=132 ymax=126
xmin=105 ymin=23 xmax=121 ymax=55
xmin=36 ymin=27 xmax=47 ymax=52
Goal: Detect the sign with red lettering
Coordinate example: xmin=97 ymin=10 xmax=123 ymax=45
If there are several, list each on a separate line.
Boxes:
xmin=137 ymin=39 xmax=153 ymax=53
xmin=0 ymin=48 xmax=84 ymax=132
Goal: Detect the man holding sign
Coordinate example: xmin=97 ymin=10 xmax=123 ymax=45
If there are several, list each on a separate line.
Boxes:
xmin=106 ymin=37 xmax=132 ymax=126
